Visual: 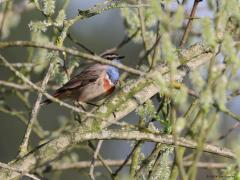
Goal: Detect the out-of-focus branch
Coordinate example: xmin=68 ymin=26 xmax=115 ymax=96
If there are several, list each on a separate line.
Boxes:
xmin=87 ymin=141 xmax=113 ymax=176
xmin=47 ymin=160 xmax=230 ymax=172
xmin=0 ymin=41 xmax=144 ymax=75
xmin=137 ymin=0 xmax=152 ymax=66
xmin=89 ymin=140 xmax=104 ymax=180
xmin=0 ymin=106 xmax=46 ymax=138
xmin=134 ymin=143 xmax=164 ymax=178
xmin=14 ymin=129 xmax=239 ymax=158
xmin=47 ymin=159 xmax=130 ymax=172
xmin=0 ymin=80 xmax=59 ymax=91
xmin=208 ymin=122 xmax=240 ymax=143
xmin=180 ymin=86 xmax=240 ymax=123
xmin=0 ymin=0 xmax=11 ymax=39
xmin=18 ymin=63 xmax=54 ymax=157
xmin=0 ymin=80 xmax=30 ymax=90
xmin=6 ymin=128 xmax=238 ymax=178
xmin=101 ymin=28 xmax=140 ymax=54
xmin=179 ymin=0 xmax=202 ymax=48
xmin=113 ymin=141 xmax=141 ymax=177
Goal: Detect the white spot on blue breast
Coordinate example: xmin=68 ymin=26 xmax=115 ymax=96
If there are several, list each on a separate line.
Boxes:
xmin=106 ymin=66 xmax=119 ymax=85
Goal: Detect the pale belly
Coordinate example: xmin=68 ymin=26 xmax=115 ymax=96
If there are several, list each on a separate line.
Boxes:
xmin=76 ymin=82 xmax=114 ymax=102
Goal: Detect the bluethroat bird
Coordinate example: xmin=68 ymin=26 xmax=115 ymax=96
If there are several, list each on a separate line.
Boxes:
xmin=41 ymin=53 xmax=124 ymax=105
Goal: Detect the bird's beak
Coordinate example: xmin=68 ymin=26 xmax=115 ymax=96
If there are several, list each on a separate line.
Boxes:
xmin=117 ymin=56 xmax=125 ymax=60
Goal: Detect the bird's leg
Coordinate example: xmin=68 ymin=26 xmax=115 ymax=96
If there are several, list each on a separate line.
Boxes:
xmin=79 ymin=104 xmax=87 ymax=111
xmin=86 ymin=102 xmax=99 ymax=107
xmin=112 ymin=112 xmax=116 ymax=118
xmin=73 ymin=112 xmax=81 ymax=123
xmin=73 ymin=101 xmax=88 ymax=123
xmin=75 ymin=101 xmax=87 ymax=111
xmin=87 ymin=102 xmax=116 ymax=118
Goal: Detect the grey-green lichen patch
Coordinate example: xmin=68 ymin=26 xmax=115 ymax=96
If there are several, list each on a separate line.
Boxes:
xmin=99 ymin=105 xmax=108 ymax=114
xmin=2 ymin=170 xmax=12 ymax=179
xmin=149 ymin=146 xmax=173 ymax=180
xmin=89 ymin=119 xmax=101 ymax=132
xmin=178 ymin=43 xmax=212 ymax=64
xmin=35 ymin=136 xmax=72 ymax=165
xmin=136 ymin=99 xmax=156 ymax=122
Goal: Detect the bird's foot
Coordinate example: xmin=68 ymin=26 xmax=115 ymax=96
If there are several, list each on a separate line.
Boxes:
xmin=74 ymin=101 xmax=87 ymax=111
xmin=112 ymin=112 xmax=116 ymax=118
xmin=86 ymin=102 xmax=99 ymax=107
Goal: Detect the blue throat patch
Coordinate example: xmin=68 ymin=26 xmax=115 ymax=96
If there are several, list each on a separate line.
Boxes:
xmin=106 ymin=64 xmax=119 ymax=85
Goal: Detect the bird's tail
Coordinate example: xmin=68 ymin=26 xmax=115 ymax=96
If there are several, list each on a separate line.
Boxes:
xmin=40 ymin=98 xmax=52 ymax=105
xmin=40 ymin=92 xmax=61 ymax=105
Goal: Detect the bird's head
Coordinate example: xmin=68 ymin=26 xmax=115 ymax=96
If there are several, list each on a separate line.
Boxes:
xmin=101 ymin=52 xmax=125 ymax=62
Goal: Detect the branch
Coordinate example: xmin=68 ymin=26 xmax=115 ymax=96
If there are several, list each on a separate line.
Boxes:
xmin=21 ymin=130 xmax=240 ymax=158
xmin=0 ymin=41 xmax=144 ymax=75
xmin=89 ymin=140 xmax=104 ymax=180
xmin=0 ymin=0 xmax=10 ymax=39
xmin=0 ymin=106 xmax=46 ymax=138
xmin=0 ymin=43 xmax=214 ymax=179
xmin=179 ymin=0 xmax=202 ymax=47
xmin=47 ymin=159 xmax=130 ymax=172
xmin=0 ymin=162 xmax=40 ymax=180
xmin=19 ymin=63 xmax=54 ymax=156
xmin=137 ymin=0 xmax=152 ymax=66
xmin=0 ymin=80 xmax=31 ymax=90
xmin=46 ymin=160 xmax=229 ymax=172
xmin=0 ymin=129 xmax=235 ymax=178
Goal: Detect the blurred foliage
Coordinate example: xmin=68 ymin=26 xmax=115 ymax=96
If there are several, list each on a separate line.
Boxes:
xmin=0 ymin=1 xmax=21 ymax=39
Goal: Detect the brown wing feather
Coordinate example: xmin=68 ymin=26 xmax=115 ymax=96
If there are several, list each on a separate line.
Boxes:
xmin=56 ymin=64 xmax=105 ymax=92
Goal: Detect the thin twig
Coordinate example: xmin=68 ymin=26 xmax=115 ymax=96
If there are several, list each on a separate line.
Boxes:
xmin=0 ymin=80 xmax=30 ymax=90
xmin=148 ymin=21 xmax=161 ymax=72
xmin=0 ymin=80 xmax=60 ymax=91
xmin=137 ymin=0 xmax=152 ymax=66
xmin=0 ymin=106 xmax=46 ymax=138
xmin=48 ymin=159 xmax=130 ymax=171
xmin=19 ymin=62 xmax=54 ymax=156
xmin=130 ymin=141 xmax=142 ymax=177
xmin=209 ymin=122 xmax=240 ymax=143
xmin=88 ymin=142 xmax=113 ymax=176
xmin=102 ymin=28 xmax=140 ymax=54
xmin=183 ymin=161 xmax=230 ymax=169
xmin=171 ymin=106 xmax=188 ymax=180
xmin=145 ymin=35 xmax=161 ymax=63
xmin=179 ymin=0 xmax=202 ymax=48
xmin=0 ymin=0 xmax=10 ymax=39
xmin=89 ymin=140 xmax=104 ymax=180
xmin=113 ymin=141 xmax=141 ymax=177
xmin=134 ymin=143 xmax=163 ymax=179
xmin=67 ymin=33 xmax=95 ymax=55
xmin=0 ymin=41 xmax=144 ymax=75
xmin=0 ymin=62 xmax=35 ymax=68
xmin=174 ymin=84 xmax=240 ymax=123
